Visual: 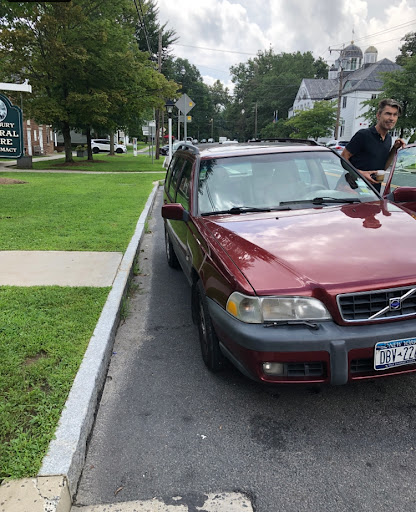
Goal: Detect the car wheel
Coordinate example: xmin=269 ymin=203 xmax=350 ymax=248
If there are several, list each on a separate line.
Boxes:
xmin=92 ymin=147 xmax=99 ymax=154
xmin=196 ymin=280 xmax=225 ymax=372
xmin=116 ymin=148 xmax=123 ymax=153
xmin=165 ymin=228 xmax=180 ymax=269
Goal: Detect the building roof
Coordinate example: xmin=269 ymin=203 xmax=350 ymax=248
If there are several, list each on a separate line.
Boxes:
xmin=302 ymin=78 xmax=338 ymax=100
xmin=324 ymin=58 xmax=401 ymax=98
xmin=341 ymin=43 xmax=363 ymax=59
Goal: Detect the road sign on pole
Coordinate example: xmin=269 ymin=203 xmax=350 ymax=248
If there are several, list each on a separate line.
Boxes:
xmin=175 ymin=94 xmax=195 ymax=141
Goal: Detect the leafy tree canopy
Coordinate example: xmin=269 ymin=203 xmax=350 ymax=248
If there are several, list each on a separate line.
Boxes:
xmin=285 ymin=100 xmax=337 ymax=140
xmin=0 ymin=0 xmax=178 ymax=161
xmin=396 ymin=32 xmax=416 ymax=66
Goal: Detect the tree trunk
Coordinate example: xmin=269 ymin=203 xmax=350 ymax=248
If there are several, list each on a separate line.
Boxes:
xmin=86 ymin=127 xmax=93 ymax=161
xmin=62 ymin=122 xmax=73 ymax=163
xmin=109 ymin=131 xmax=115 ymax=156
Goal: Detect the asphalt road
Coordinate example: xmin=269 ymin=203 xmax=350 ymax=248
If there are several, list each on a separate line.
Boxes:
xmin=75 ymin=187 xmax=416 ymax=512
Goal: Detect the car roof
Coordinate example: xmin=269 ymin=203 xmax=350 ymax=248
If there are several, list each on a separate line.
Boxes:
xmin=196 ymin=143 xmax=332 ymax=159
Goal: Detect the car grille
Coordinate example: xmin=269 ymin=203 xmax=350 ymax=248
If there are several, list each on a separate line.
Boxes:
xmin=350 ymin=358 xmax=373 ymax=373
xmin=286 ymin=362 xmax=325 ymax=377
xmin=337 ymin=286 xmax=416 ymax=322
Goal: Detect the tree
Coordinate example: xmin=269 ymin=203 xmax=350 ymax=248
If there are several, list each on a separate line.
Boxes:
xmin=361 ymin=56 xmax=416 ymax=138
xmin=167 ymin=58 xmax=214 ymax=140
xmin=134 ymin=0 xmax=177 ymax=72
xmin=396 ymin=32 xmax=416 ymax=66
xmin=227 ymin=49 xmax=328 ymax=141
xmin=0 ymin=0 xmax=177 ymax=162
xmin=285 ymin=100 xmax=337 ymax=140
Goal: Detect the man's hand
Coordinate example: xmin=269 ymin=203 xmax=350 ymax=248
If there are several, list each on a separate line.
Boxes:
xmin=358 ymin=170 xmax=378 ymax=183
xmin=393 ymin=138 xmax=406 ymax=151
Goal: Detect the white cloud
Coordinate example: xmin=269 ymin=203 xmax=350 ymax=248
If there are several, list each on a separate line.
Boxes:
xmin=156 ymin=0 xmax=416 ymax=86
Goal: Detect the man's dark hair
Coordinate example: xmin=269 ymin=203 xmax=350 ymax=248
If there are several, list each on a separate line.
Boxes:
xmin=378 ymin=98 xmax=402 ymax=116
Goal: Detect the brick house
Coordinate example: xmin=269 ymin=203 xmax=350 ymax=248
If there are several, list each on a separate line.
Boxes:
xmin=23 ymin=119 xmax=55 ymax=156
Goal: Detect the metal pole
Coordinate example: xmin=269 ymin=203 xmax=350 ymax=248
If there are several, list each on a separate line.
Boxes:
xmin=168 ymin=116 xmax=172 ymax=162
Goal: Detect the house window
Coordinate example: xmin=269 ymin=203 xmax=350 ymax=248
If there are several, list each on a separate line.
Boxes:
xmin=340 ymin=120 xmax=345 ymax=137
xmin=350 ymin=58 xmax=358 ymax=70
xmin=342 ymin=97 xmax=347 ymax=109
xmin=371 ymin=94 xmax=377 ymax=99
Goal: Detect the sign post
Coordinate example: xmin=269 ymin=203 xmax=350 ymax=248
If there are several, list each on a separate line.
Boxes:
xmin=175 ymin=94 xmax=195 ymax=141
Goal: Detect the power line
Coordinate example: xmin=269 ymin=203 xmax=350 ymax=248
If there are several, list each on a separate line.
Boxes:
xmin=319 ymin=19 xmax=416 ymax=59
xmin=132 ymin=0 xmax=153 ymax=56
xmin=173 ymin=43 xmax=258 ymax=57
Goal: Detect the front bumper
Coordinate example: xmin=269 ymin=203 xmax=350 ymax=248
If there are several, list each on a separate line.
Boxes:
xmin=207 ymin=298 xmax=416 ymax=385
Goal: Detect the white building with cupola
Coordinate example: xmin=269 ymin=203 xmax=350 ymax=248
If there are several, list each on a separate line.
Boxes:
xmin=289 ymin=43 xmax=402 ymax=142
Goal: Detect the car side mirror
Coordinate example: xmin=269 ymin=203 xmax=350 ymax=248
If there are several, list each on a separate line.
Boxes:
xmin=161 ymin=203 xmax=190 ymax=222
xmin=391 ymin=187 xmax=416 ymax=203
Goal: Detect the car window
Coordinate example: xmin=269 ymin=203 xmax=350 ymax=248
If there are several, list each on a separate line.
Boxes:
xmin=388 ymin=146 xmax=416 ymax=191
xmin=176 ymin=160 xmax=193 ymax=210
xmin=167 ymin=155 xmax=186 ymax=200
xmin=198 ymin=151 xmax=379 ymax=214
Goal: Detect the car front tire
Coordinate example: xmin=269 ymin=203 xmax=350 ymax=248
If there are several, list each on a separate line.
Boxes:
xmin=116 ymin=148 xmax=123 ymax=153
xmin=92 ymin=147 xmax=100 ymax=154
xmin=196 ymin=280 xmax=225 ymax=372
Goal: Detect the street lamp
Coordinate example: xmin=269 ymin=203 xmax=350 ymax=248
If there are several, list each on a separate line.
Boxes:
xmin=165 ymin=99 xmax=175 ymax=163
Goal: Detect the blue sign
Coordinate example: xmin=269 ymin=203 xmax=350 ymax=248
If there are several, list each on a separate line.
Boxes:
xmin=0 ymin=93 xmax=24 ymax=158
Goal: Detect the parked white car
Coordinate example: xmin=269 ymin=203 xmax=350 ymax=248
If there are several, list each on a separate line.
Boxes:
xmin=91 ymin=139 xmax=127 ymax=154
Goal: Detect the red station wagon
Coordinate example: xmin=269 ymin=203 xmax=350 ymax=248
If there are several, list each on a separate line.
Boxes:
xmin=162 ymin=140 xmax=416 ymax=385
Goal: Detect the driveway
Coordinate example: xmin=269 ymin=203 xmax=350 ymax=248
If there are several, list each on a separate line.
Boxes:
xmin=74 ymin=187 xmax=416 ymax=512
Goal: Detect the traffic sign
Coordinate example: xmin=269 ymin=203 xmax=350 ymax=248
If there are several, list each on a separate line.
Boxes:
xmin=175 ymin=94 xmax=195 ymax=115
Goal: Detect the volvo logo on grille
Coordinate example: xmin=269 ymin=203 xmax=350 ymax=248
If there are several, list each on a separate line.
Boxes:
xmin=389 ymin=298 xmax=402 ymax=311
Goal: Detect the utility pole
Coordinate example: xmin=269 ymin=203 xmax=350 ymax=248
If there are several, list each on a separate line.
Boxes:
xmin=155 ymin=29 xmax=162 ymax=159
xmin=329 ymin=46 xmax=345 ymax=140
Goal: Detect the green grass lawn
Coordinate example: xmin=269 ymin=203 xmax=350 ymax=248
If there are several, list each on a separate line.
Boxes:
xmin=0 ymin=286 xmax=110 ymax=480
xmin=31 ymin=151 xmax=166 ymax=172
xmin=0 ymin=172 xmax=164 ymax=251
xmin=0 ymin=170 xmax=164 ymax=482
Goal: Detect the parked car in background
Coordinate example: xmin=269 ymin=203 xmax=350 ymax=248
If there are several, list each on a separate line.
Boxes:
xmin=201 ymin=139 xmax=207 ymax=143
xmin=207 ymin=138 xmax=214 ymax=143
xmin=162 ymin=140 xmax=416 ymax=385
xmin=327 ymin=140 xmax=350 ymax=154
xmin=91 ymin=139 xmax=127 ymax=154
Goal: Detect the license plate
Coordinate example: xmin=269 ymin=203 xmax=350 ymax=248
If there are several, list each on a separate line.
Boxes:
xmin=374 ymin=338 xmax=416 ymax=370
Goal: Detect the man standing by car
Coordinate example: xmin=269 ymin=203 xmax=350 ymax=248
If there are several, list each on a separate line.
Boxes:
xmin=341 ymin=98 xmax=405 ymax=186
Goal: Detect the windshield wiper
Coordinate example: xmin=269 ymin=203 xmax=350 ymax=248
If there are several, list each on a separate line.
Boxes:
xmin=278 ymin=197 xmax=361 ymax=207
xmin=311 ymin=196 xmax=361 ymax=204
xmin=201 ymin=206 xmax=271 ymax=216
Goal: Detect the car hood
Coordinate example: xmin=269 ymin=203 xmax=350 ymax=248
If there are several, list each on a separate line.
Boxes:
xmin=203 ymin=201 xmax=416 ymax=295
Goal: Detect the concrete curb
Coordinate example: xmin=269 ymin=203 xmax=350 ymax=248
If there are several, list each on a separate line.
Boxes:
xmin=37 ymin=182 xmax=160 ymax=500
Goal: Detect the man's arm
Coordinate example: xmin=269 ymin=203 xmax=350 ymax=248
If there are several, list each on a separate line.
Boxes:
xmin=341 ymin=148 xmax=378 ymax=183
xmin=384 ymin=138 xmax=406 ymax=170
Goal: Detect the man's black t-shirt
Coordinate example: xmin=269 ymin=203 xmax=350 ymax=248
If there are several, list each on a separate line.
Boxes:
xmin=345 ymin=126 xmax=392 ymax=171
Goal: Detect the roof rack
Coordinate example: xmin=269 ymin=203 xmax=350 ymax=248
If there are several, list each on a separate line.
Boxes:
xmin=247 ymin=138 xmax=319 ymax=146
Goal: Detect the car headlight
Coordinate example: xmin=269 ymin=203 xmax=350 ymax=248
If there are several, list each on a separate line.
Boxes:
xmin=226 ymin=292 xmax=331 ymax=323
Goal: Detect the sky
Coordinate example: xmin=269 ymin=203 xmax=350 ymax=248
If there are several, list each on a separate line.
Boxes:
xmin=156 ymin=0 xmax=416 ymax=92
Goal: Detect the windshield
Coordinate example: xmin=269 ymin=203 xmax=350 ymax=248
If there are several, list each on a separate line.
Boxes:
xmin=197 ymin=150 xmax=379 ymax=214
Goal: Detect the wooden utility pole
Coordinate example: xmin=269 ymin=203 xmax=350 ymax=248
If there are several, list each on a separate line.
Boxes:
xmin=329 ymin=46 xmax=344 ymax=140
xmin=155 ymin=29 xmax=162 ymax=159
xmin=334 ymin=67 xmax=343 ymax=140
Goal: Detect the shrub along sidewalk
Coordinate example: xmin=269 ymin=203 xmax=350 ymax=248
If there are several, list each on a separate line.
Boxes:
xmin=0 ymin=164 xmax=165 ymax=483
